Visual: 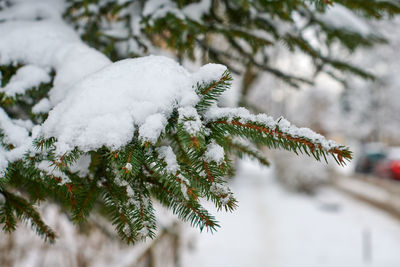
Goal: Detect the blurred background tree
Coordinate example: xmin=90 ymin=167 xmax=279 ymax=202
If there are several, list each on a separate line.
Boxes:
xmin=62 ymin=0 xmax=400 ymax=105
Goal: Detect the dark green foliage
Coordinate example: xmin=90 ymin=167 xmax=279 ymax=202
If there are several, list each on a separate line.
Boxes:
xmin=63 ymin=0 xmax=398 ymax=91
xmin=196 ymin=70 xmax=233 ymax=113
xmin=0 ymin=191 xmax=56 ymax=242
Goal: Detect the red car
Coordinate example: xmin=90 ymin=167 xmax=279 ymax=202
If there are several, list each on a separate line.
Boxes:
xmin=374 ymin=147 xmax=400 ymax=180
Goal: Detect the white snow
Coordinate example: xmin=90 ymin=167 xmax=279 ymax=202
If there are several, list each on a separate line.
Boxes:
xmin=205 ymin=106 xmax=275 ymax=126
xmin=177 ymin=174 xmax=190 ymax=200
xmin=0 ymin=20 xmax=111 ymax=108
xmin=123 ymin=224 xmax=131 ymax=236
xmin=156 ymin=146 xmax=179 ymax=174
xmin=181 ymin=183 xmax=189 ymax=200
xmin=139 ymin=113 xmax=168 ymax=144
xmin=1 ymin=65 xmax=51 ymax=97
xmin=124 ymin=163 xmax=133 ymax=172
xmin=192 ymin=63 xmax=227 ymax=86
xmin=0 ymin=108 xmax=29 ymax=147
xmin=0 ymin=0 xmax=65 ymax=21
xmin=69 ymin=154 xmax=92 ymax=178
xmin=41 ymin=56 xmax=201 ymax=154
xmin=0 ymin=148 xmax=8 ymax=177
xmin=32 ymin=98 xmax=51 ymax=114
xmin=12 ymin=119 xmax=34 ymax=131
xmin=36 ymin=160 xmax=71 ymax=184
xmin=210 ymin=183 xmax=232 ymax=204
xmin=190 ymin=64 xmax=228 ymax=109
xmin=0 ymin=108 xmax=35 ymax=176
xmin=204 ymin=141 xmax=225 ymax=164
xmin=210 ymin=183 xmax=229 ymax=196
xmin=178 ymin=107 xmax=203 ymax=135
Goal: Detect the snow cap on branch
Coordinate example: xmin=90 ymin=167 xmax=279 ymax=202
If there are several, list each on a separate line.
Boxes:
xmin=156 ymin=146 xmax=179 ymax=174
xmin=205 ymin=141 xmax=225 ymax=164
xmin=42 ymin=56 xmax=227 ymax=154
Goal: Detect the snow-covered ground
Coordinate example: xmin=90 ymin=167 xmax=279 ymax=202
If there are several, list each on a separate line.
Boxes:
xmin=182 ymin=159 xmax=400 ymax=267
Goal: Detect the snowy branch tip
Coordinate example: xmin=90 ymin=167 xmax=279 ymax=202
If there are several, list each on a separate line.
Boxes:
xmin=205 ymin=107 xmax=352 ymax=165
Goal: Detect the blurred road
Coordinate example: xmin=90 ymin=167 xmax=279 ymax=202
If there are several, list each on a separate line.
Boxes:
xmin=181 ymin=160 xmax=400 ymax=267
xmin=333 ymin=174 xmax=400 ymax=221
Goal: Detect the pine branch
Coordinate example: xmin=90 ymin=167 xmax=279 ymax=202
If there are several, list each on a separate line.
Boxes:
xmin=101 ymin=181 xmax=136 ymax=243
xmin=147 ymin=177 xmax=219 ymax=232
xmin=2 ymin=191 xmax=56 ymax=242
xmin=207 ymin=114 xmax=351 ymax=165
xmin=71 ymin=179 xmax=100 ymax=223
xmin=227 ymin=138 xmax=270 ymax=167
xmin=195 ymin=70 xmax=233 ymax=113
xmin=0 ymin=193 xmax=16 ymax=233
xmin=131 ymin=184 xmax=156 ymax=240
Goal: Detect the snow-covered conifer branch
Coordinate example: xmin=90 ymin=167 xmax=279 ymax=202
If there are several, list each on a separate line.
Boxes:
xmin=204 ymin=107 xmax=352 ymax=165
xmin=0 ymin=1 xmax=356 ymax=243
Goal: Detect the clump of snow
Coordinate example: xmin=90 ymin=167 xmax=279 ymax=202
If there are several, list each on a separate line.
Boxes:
xmin=205 ymin=107 xmax=276 ymax=128
xmin=0 ymin=108 xmax=29 ymax=147
xmin=126 ymin=184 xmax=135 ymax=198
xmin=192 ymin=63 xmax=227 ymax=86
xmin=0 ymin=20 xmax=111 ymax=108
xmin=12 ymin=119 xmax=34 ymax=132
xmin=0 ymin=148 xmax=8 ymax=178
xmin=210 ymin=183 xmax=229 ymax=196
xmin=177 ymin=174 xmax=190 ymax=199
xmin=69 ymin=154 xmax=91 ymax=178
xmin=139 ymin=113 xmax=168 ymax=144
xmin=41 ymin=56 xmax=201 ymax=154
xmin=36 ymin=160 xmax=71 ymax=184
xmin=32 ymin=98 xmax=51 ymax=114
xmin=0 ymin=0 xmax=65 ymax=21
xmin=210 ymin=183 xmax=232 ymax=205
xmin=204 ymin=141 xmax=225 ymax=164
xmin=178 ymin=107 xmax=203 ymax=135
xmin=0 ymin=108 xmax=35 ymax=176
xmin=125 ymin=163 xmax=133 ymax=172
xmin=181 ymin=183 xmax=189 ymax=200
xmin=1 ymin=65 xmax=51 ymax=97
xmin=156 ymin=146 xmax=179 ymax=174
xmin=123 ymin=224 xmax=131 ymax=236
